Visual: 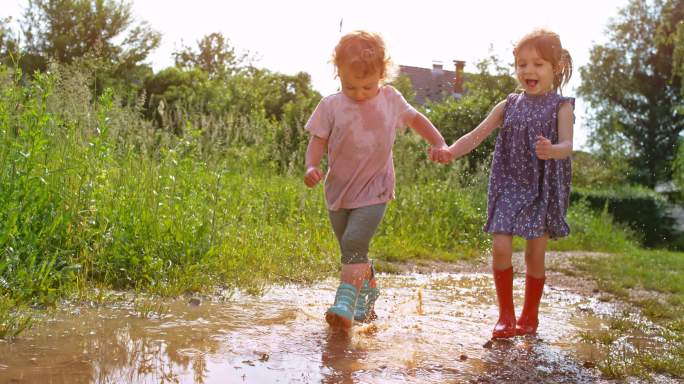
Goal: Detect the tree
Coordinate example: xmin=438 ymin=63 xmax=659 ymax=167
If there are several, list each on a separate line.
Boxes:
xmin=173 ymin=32 xmax=248 ymax=79
xmin=0 ymin=17 xmax=20 ymax=65
xmin=20 ymin=0 xmax=160 ymax=73
xmin=673 ymin=138 xmax=684 ymax=195
xmin=578 ymin=0 xmax=684 ymax=187
xmin=666 ymin=0 xmax=684 ymax=94
xmin=388 ymin=74 xmax=417 ymax=106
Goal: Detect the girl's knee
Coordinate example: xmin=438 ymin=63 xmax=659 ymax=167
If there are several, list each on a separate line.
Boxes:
xmin=341 ymin=230 xmax=370 ymax=252
xmin=340 ymin=238 xmax=369 ymax=264
xmin=492 ymin=235 xmax=512 ymax=255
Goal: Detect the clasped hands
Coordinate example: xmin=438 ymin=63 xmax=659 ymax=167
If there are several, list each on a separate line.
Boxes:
xmin=428 ymin=145 xmax=453 ymax=164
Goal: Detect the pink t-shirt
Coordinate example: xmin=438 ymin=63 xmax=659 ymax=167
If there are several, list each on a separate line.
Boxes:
xmin=305 ymin=85 xmax=418 ymax=211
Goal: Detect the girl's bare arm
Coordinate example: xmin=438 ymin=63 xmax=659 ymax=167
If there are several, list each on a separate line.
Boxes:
xmin=448 ymin=100 xmax=506 ymax=159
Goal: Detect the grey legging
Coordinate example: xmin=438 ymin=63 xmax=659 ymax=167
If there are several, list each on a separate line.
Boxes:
xmin=328 ymin=203 xmax=387 ymax=264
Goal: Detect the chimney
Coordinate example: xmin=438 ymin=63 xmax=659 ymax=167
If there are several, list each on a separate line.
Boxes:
xmin=453 ymin=60 xmax=465 ymax=94
xmin=432 ymin=61 xmax=443 ymax=75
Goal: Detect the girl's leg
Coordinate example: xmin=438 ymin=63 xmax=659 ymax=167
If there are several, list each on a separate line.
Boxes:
xmin=328 ymin=208 xmax=365 ymax=286
xmin=517 ymin=234 xmax=548 ymax=335
xmin=491 ymin=234 xmax=516 ymax=338
xmin=492 ymin=234 xmax=513 ymax=270
xmin=337 ymin=203 xmax=386 ymax=287
xmin=524 ymin=234 xmax=548 ymax=279
xmin=326 ymin=203 xmax=386 ymax=328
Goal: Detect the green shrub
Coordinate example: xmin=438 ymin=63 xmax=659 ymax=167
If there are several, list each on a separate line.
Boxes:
xmin=552 ymin=200 xmax=636 ymax=252
xmin=571 ymin=186 xmax=677 ymax=248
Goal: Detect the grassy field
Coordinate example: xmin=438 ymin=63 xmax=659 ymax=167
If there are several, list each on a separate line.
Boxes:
xmin=571 ymin=250 xmax=684 ymax=379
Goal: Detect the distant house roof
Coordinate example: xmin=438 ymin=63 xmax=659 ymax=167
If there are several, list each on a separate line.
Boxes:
xmin=399 ymin=60 xmax=465 ymax=105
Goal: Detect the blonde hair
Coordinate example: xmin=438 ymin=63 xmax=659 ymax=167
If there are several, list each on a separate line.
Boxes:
xmin=513 ymin=29 xmax=573 ymax=91
xmin=332 ymin=30 xmax=392 ymax=80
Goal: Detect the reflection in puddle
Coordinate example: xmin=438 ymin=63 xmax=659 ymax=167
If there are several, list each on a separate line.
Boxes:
xmin=0 ymin=272 xmax=659 ymax=383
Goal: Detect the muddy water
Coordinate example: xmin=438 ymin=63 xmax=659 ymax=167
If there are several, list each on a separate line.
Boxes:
xmin=0 ymin=272 xmax=625 ymax=383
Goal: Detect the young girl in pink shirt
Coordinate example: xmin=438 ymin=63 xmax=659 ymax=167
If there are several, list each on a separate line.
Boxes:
xmin=304 ymin=30 xmax=449 ymax=330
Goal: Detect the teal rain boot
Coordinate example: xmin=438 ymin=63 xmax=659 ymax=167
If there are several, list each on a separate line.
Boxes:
xmin=326 ymin=283 xmax=358 ymax=329
xmin=354 ymin=280 xmax=380 ymax=322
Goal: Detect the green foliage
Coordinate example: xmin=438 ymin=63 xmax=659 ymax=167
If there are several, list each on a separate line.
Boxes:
xmin=20 ymin=0 xmax=161 ymax=71
xmin=5 ymin=0 xmax=161 ymax=103
xmin=578 ymin=0 xmax=684 ymax=187
xmin=673 ymin=138 xmax=684 ymax=194
xmin=572 ymin=150 xmax=628 ymax=188
xmin=571 ymin=186 xmax=677 ymax=248
xmin=142 ymin=64 xmax=321 ymax=171
xmin=173 ymin=32 xmax=248 ymax=79
xmin=553 ymin=200 xmax=636 ymax=252
xmin=388 ymin=74 xmax=417 ymax=106
xmin=0 ymin=17 xmax=19 ymax=66
xmin=261 ymin=71 xmax=322 ymax=172
xmin=143 ymin=66 xmax=211 ymax=125
xmin=461 ymin=54 xmax=519 ymax=104
xmin=663 ymin=0 xmax=684 ymax=100
xmin=0 ymin=64 xmax=329 ymax=304
xmin=0 ymin=296 xmax=32 ymax=340
xmin=376 ymin=180 xmax=490 ymax=261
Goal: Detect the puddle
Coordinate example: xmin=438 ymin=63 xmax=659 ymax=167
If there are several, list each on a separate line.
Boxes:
xmin=0 ymin=272 xmax=665 ymax=383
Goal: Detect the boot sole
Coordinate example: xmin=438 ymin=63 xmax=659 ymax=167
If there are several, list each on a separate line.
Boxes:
xmin=326 ymin=311 xmax=352 ymax=329
xmin=515 ymin=326 xmax=537 ymax=336
xmin=491 ymin=330 xmax=516 ymax=339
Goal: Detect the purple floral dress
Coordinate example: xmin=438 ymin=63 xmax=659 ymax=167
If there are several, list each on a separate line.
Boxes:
xmin=484 ymin=92 xmax=574 ymax=240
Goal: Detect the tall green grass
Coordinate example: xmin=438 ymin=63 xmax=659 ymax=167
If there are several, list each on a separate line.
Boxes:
xmin=550 ymin=200 xmax=636 ymax=252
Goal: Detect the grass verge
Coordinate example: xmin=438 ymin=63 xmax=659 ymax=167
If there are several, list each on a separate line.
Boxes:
xmin=572 ymin=250 xmax=684 ymax=380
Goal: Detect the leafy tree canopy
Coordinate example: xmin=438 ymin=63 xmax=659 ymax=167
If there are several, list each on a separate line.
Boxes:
xmin=173 ymin=32 xmax=249 ymax=79
xmin=0 ymin=17 xmax=19 ymax=64
xmin=20 ymin=0 xmax=160 ymax=73
xmin=578 ymin=0 xmax=684 ymax=187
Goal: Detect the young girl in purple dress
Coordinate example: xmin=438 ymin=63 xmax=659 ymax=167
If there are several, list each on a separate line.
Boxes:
xmin=438 ymin=29 xmax=574 ymax=339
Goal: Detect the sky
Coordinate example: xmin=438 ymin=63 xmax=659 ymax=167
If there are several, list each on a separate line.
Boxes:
xmin=4 ymin=0 xmax=630 ymax=149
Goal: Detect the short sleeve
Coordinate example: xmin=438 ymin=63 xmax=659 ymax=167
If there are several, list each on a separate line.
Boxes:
xmin=305 ymin=96 xmax=332 ymax=139
xmin=502 ymin=93 xmax=517 ymax=120
xmin=386 ymin=86 xmax=418 ymax=129
xmin=557 ymin=97 xmax=576 ymax=124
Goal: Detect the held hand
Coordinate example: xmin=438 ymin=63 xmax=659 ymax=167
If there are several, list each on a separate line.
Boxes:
xmin=304 ymin=166 xmax=324 ymax=188
xmin=535 ymin=136 xmax=553 ymax=160
xmin=428 ymin=145 xmax=453 ymax=164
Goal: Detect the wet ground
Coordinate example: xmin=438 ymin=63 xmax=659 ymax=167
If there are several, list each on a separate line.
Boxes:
xmin=3 ymin=267 xmax=654 ymax=384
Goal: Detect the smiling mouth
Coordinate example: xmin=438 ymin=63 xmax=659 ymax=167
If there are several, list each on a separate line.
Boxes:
xmin=526 ymin=79 xmax=538 ymax=88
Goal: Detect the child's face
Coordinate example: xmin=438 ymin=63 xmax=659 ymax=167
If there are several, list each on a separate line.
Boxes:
xmin=338 ymin=65 xmax=381 ymax=103
xmin=515 ymin=46 xmax=555 ymax=95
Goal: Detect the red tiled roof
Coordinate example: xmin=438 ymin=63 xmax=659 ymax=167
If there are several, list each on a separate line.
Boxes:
xmin=399 ymin=63 xmax=464 ymax=105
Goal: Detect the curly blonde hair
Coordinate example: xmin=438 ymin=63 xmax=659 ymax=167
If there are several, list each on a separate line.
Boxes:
xmin=332 ymin=30 xmax=392 ymax=80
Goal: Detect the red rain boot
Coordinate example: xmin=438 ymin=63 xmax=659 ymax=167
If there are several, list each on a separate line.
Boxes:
xmin=516 ymin=274 xmax=546 ymax=336
xmin=492 ymin=266 xmax=516 ymax=339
